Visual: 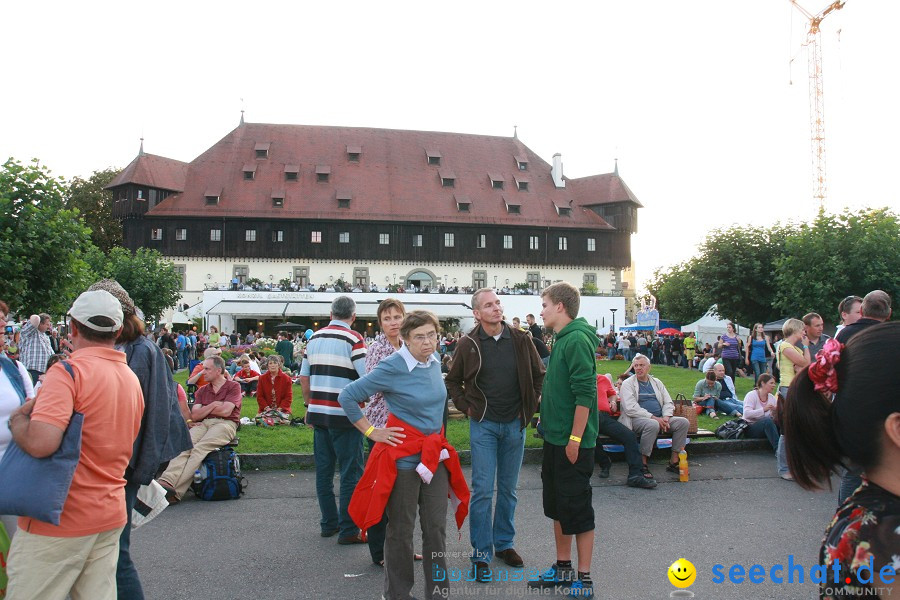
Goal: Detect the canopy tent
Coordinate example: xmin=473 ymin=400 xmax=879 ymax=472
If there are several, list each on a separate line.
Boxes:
xmin=764 ymin=318 xmax=790 ymax=334
xmin=657 ymin=327 xmax=682 ymax=336
xmin=681 ymin=306 xmax=750 ymax=347
xmin=619 ymin=324 xmax=654 ymax=331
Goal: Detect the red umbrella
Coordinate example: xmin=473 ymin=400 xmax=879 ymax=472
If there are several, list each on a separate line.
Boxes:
xmin=657 ymin=327 xmax=682 ymax=336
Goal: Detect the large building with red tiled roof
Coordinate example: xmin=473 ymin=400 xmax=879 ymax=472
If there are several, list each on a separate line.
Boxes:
xmin=109 ymin=121 xmax=641 ymax=325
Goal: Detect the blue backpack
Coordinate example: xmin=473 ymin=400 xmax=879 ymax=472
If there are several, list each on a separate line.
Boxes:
xmin=190 ymin=446 xmax=247 ymax=501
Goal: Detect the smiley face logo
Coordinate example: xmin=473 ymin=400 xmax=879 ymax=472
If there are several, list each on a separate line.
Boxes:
xmin=668 ymin=558 xmax=696 ymax=588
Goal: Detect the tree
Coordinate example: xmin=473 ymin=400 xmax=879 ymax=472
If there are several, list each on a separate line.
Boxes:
xmin=87 ymin=247 xmax=182 ymax=324
xmin=0 ymin=158 xmax=96 ymax=315
xmin=66 ymin=167 xmax=121 ymax=253
xmin=773 ymin=208 xmax=900 ymax=320
xmin=690 ymin=224 xmax=792 ymax=326
xmin=645 ymin=262 xmax=707 ymax=325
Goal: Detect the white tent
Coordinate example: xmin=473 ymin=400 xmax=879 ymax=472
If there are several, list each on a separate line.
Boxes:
xmin=681 ymin=306 xmax=750 ymax=348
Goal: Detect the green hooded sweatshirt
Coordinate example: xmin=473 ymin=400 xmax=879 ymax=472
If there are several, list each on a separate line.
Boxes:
xmin=541 ymin=317 xmax=599 ymax=448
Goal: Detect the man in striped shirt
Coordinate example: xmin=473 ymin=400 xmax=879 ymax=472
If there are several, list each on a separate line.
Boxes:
xmin=299 ymin=296 xmax=368 ymax=544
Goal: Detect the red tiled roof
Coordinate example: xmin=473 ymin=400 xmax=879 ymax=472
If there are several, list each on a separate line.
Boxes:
xmin=566 ymin=172 xmax=644 ymax=208
xmin=146 ymin=123 xmax=638 ymax=229
xmin=105 ymin=153 xmax=188 ymax=192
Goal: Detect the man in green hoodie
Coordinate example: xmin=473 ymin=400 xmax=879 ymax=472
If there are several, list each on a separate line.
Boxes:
xmin=527 ymin=282 xmax=598 ymax=598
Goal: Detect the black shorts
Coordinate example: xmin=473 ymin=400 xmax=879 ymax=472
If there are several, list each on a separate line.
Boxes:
xmin=541 ymin=441 xmax=595 ymax=535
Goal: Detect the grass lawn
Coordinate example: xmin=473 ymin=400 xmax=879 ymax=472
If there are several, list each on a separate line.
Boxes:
xmin=174 ymin=360 xmax=754 ymax=454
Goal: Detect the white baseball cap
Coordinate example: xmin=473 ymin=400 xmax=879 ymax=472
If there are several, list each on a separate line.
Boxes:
xmin=68 ymin=290 xmax=124 ymax=332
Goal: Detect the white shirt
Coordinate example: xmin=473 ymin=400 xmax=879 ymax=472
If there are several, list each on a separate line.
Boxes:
xmin=0 ymin=358 xmax=35 ymax=461
xmin=397 ymin=345 xmax=438 ymax=371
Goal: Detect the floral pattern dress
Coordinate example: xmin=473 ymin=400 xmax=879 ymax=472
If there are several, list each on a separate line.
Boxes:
xmin=363 ymin=334 xmax=399 ymax=427
xmin=820 ymin=480 xmax=900 ymax=599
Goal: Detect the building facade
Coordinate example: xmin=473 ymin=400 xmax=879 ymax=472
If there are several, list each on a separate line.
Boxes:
xmin=108 ymin=121 xmax=641 ymax=325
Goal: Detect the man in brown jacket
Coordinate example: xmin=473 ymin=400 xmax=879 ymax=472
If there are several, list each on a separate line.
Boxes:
xmin=446 ymin=288 xmax=545 ymax=582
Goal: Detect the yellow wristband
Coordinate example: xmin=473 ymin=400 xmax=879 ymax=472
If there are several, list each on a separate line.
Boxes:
xmin=569 ymin=435 xmax=582 ymax=443
xmin=364 ymin=425 xmax=376 ymax=438
xmin=186 ymin=419 xmax=193 ymax=424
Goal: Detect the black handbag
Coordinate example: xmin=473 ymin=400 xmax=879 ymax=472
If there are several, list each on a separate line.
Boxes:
xmin=714 ymin=418 xmax=750 ymax=440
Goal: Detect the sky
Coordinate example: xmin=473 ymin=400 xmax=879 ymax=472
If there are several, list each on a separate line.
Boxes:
xmin=2 ymin=1 xmax=897 ymax=291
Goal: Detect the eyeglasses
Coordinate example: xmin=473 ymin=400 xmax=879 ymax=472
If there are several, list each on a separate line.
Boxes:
xmin=411 ymin=331 xmax=438 ymax=343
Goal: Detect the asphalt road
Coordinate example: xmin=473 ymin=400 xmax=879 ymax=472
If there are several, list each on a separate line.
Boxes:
xmin=132 ymin=451 xmax=839 ymax=600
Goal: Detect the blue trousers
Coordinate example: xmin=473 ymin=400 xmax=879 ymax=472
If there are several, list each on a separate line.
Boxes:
xmin=715 ymin=396 xmax=744 ymax=416
xmin=594 ymin=412 xmax=644 ymax=478
xmin=313 ymin=426 xmax=364 ymax=537
xmin=744 ymin=417 xmax=779 ymax=450
xmin=468 ymin=418 xmax=525 ymax=563
xmin=117 ymin=479 xmax=144 ymax=599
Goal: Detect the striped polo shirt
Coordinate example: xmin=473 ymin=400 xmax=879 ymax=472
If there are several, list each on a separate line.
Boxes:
xmin=300 ymin=320 xmax=367 ymax=428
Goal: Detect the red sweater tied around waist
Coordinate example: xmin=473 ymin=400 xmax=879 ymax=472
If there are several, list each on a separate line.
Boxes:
xmin=349 ymin=414 xmax=470 ymax=534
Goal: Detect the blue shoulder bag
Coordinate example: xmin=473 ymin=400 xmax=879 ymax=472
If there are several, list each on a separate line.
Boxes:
xmin=0 ymin=357 xmax=84 ymax=526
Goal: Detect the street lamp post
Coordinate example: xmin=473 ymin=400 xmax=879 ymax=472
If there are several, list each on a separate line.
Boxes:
xmin=494 ymin=275 xmax=498 ymax=288
xmin=610 ymin=308 xmax=618 ymax=332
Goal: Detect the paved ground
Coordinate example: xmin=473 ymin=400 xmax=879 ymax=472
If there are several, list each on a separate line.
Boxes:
xmin=133 ymin=451 xmax=839 ymax=600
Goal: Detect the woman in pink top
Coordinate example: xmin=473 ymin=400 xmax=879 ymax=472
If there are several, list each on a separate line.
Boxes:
xmin=742 ymin=373 xmax=779 ymax=451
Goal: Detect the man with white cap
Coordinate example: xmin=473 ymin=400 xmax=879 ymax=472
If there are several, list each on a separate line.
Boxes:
xmin=5 ymin=290 xmax=144 ymax=600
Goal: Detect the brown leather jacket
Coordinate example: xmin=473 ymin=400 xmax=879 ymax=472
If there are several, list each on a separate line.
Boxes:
xmin=445 ymin=323 xmax=545 ymax=428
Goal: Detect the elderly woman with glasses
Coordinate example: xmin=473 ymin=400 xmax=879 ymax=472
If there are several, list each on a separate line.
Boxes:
xmin=338 ymin=311 xmax=470 ymax=600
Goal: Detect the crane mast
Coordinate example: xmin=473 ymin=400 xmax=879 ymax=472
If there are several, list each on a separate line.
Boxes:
xmin=791 ymin=0 xmax=844 ymax=210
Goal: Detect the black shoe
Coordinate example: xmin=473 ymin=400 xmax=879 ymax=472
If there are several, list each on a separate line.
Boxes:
xmin=320 ymin=527 xmax=339 ymax=538
xmin=527 ymin=563 xmax=575 ymax=588
xmin=470 ymin=561 xmax=491 ymax=583
xmin=627 ymin=474 xmax=657 ymax=489
xmin=496 ymin=548 xmax=524 ymax=568
xmin=597 ymin=464 xmax=611 ymax=479
xmin=337 ymin=532 xmax=365 ymax=544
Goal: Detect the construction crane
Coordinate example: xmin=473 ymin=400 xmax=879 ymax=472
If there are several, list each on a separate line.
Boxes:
xmin=790 ymin=0 xmax=844 ymax=210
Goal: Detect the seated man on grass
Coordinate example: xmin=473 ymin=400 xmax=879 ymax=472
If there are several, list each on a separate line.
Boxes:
xmin=158 ymin=355 xmax=241 ymax=504
xmin=617 ymin=354 xmax=689 ymax=481
xmin=712 ymin=363 xmax=743 ymax=417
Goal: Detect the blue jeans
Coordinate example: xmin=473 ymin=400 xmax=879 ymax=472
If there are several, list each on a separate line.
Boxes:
xmin=715 ymin=396 xmax=744 ymax=416
xmin=594 ymin=412 xmax=644 ymax=478
xmin=838 ymin=466 xmax=864 ymax=505
xmin=696 ymin=396 xmax=716 ymax=415
xmin=313 ymin=426 xmax=364 ymax=537
xmin=751 ymin=360 xmax=767 ymax=382
xmin=777 ymin=387 xmax=790 ymax=476
xmin=117 ymin=479 xmax=144 ymax=599
xmin=744 ymin=417 xmax=779 ymax=451
xmin=468 ymin=418 xmax=525 ymax=563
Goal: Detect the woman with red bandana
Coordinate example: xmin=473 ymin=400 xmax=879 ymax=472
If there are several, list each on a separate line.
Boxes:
xmin=783 ymin=323 xmax=900 ymax=600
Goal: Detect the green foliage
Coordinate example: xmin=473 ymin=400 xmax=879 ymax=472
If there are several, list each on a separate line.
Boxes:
xmin=245 ymin=277 xmax=263 ymax=288
xmin=773 ymin=208 xmax=900 ymax=320
xmin=88 ymin=246 xmax=182 ymax=324
xmin=581 ymin=282 xmax=598 ymax=296
xmin=0 ymin=158 xmax=96 ymax=315
xmin=646 ymin=263 xmax=707 ymax=325
xmin=65 ymin=167 xmax=121 ymax=253
xmin=278 ymin=277 xmax=292 ymax=289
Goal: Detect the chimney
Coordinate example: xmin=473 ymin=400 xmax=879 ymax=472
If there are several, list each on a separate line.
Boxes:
xmin=551 ymin=153 xmax=565 ymax=188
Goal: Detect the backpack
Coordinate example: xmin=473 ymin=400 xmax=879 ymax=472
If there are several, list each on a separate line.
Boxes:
xmin=715 ymin=418 xmax=750 ymax=440
xmin=190 ymin=446 xmax=247 ymax=500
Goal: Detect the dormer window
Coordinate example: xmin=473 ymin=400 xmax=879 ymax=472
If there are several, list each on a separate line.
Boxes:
xmin=316 ymin=165 xmax=331 ymax=183
xmin=272 ymin=191 xmax=285 ymax=207
xmin=205 ymin=191 xmax=221 ymax=205
xmin=489 ymin=173 xmax=504 ymax=190
xmin=284 ymin=165 xmax=300 ymax=181
xmin=255 ymin=142 xmax=271 ymax=159
xmin=515 ymin=155 xmax=528 ymax=171
xmin=439 ymin=169 xmax=455 ymax=188
xmin=336 ymin=191 xmax=352 ymax=208
xmin=455 ymin=195 xmax=471 ymax=212
xmin=242 ymin=164 xmax=257 ymax=180
xmin=505 ymin=199 xmax=521 ymax=214
xmin=426 ymin=150 xmax=441 ymax=166
xmin=554 ymin=202 xmax=572 ymax=217
xmin=515 ymin=177 xmax=529 ymax=191
xmin=346 ymin=145 xmax=361 ymax=162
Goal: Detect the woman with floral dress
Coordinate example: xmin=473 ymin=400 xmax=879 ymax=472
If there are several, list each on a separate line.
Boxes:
xmin=783 ymin=322 xmax=899 ymax=600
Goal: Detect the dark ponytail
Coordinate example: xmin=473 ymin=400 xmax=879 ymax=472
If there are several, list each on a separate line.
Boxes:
xmin=783 ymin=322 xmax=900 ymax=491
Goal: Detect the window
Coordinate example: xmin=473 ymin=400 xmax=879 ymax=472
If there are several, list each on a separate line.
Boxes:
xmin=515 ymin=155 xmax=528 ymax=171
xmin=245 ymin=229 xmax=257 ymax=242
xmin=284 ymin=165 xmax=300 ymax=181
xmin=294 ymin=266 xmax=310 ymax=287
xmin=516 ymin=179 xmax=529 ymax=191
xmin=492 ymin=180 xmax=503 ymax=189
xmin=272 ymin=230 xmax=283 ymax=243
xmin=205 ymin=195 xmax=219 ymax=205
xmin=174 ymin=265 xmax=186 ymax=290
xmin=337 ymin=191 xmax=352 ymax=208
xmin=243 ymin=170 xmax=254 ymax=180
xmin=506 ymin=201 xmax=521 ymax=214
xmin=412 ymin=234 xmax=423 ymax=247
xmin=473 ymin=270 xmax=487 ymax=290
xmin=311 ymin=231 xmax=322 ymax=243
xmin=587 ymin=238 xmax=596 ymax=252
xmin=353 ymin=267 xmax=369 ymax=288
xmin=555 ymin=203 xmax=572 ymax=217
xmin=346 ymin=145 xmax=361 ymax=162
xmin=137 ymin=189 xmax=144 ymax=200
xmin=441 ymin=177 xmax=454 ymax=187
xmin=584 ymin=273 xmax=597 ymax=287
xmin=527 ymin=271 xmax=540 ymax=291
xmin=254 ymin=142 xmax=270 ymax=159
xmin=233 ymin=265 xmax=248 ymax=283
xmin=150 ymin=228 xmax=162 ymax=240
xmin=444 ymin=233 xmax=454 ymax=247
xmin=476 ymin=234 xmax=486 ymax=249
xmin=210 ymin=229 xmax=222 ymax=242
xmin=176 ymin=228 xmax=187 ymax=241
xmin=272 ymin=196 xmax=284 ymax=207
xmin=426 ymin=150 xmax=441 ymax=166
xmin=149 ymin=189 xmax=158 ymax=206
xmin=339 ymin=232 xmax=350 ymax=244
xmin=316 ymin=165 xmax=331 ymax=182
xmin=379 ymin=233 xmax=390 ymax=245
xmin=529 ymin=235 xmax=539 ymax=250
xmin=559 ymin=236 xmax=568 ymax=250
xmin=490 ymin=173 xmax=504 ymax=190
xmin=503 ymin=235 xmax=513 ymax=249
xmin=457 ymin=201 xmax=470 ymax=212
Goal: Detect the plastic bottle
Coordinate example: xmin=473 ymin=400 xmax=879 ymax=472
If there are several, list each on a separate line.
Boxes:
xmin=193 ymin=470 xmax=202 ymax=485
xmin=678 ymin=449 xmax=689 ymax=482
